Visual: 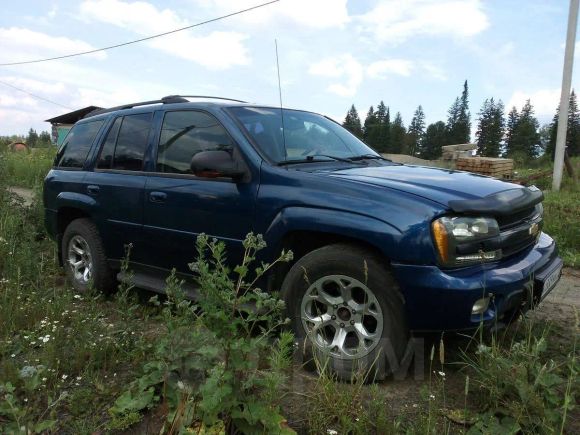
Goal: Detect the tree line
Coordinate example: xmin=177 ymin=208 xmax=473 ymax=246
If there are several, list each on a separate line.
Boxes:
xmin=342 ymin=80 xmax=580 ymax=161
xmin=0 ymin=129 xmax=52 ymax=150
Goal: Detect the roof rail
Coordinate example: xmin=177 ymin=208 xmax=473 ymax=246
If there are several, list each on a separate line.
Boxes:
xmin=176 ymin=95 xmax=248 ymax=103
xmin=84 ymin=95 xmax=247 ymax=118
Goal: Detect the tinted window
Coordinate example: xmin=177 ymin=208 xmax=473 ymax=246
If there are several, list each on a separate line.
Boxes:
xmin=97 ymin=117 xmax=122 ymax=169
xmin=55 ymin=120 xmax=104 ymax=168
xmin=156 ymin=111 xmax=233 ymax=174
xmin=112 ymin=113 xmax=152 ymax=171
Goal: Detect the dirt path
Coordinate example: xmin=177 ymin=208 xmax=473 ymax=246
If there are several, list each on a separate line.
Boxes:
xmin=7 ymin=186 xmax=34 ymax=207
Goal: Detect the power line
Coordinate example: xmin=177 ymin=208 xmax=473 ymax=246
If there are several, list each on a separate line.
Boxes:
xmin=0 ymin=79 xmax=73 ymax=110
xmin=0 ymin=0 xmax=280 ymax=67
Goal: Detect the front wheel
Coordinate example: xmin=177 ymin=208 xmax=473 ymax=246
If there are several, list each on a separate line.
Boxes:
xmin=281 ymin=244 xmax=408 ymax=381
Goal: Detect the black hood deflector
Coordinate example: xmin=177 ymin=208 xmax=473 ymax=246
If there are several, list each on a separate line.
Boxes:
xmin=448 ymin=187 xmax=543 ymax=216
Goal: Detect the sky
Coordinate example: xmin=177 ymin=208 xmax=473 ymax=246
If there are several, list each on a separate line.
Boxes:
xmin=0 ymin=0 xmax=578 ymax=136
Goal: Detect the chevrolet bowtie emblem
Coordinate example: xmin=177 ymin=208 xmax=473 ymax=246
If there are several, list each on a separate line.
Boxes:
xmin=529 ymin=222 xmax=540 ymax=237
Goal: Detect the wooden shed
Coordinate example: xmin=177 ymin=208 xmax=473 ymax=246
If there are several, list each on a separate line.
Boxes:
xmin=45 ymin=106 xmax=102 ymax=146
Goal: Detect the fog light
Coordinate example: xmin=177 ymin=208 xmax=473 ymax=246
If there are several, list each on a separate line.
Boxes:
xmin=472 ymin=297 xmax=490 ymax=315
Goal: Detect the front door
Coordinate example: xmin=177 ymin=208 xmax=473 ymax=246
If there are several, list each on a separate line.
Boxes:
xmin=142 ymin=110 xmax=258 ymax=273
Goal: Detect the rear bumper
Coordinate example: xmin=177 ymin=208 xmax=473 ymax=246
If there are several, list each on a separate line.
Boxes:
xmin=392 ymin=232 xmax=561 ymax=331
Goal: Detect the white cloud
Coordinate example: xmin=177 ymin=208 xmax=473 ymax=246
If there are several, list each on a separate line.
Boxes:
xmin=419 ymin=61 xmax=447 ymax=81
xmin=356 ymin=0 xmax=488 ymax=44
xmin=309 ymin=54 xmax=363 ymax=97
xmin=0 ymin=27 xmax=106 ymax=63
xmin=310 ymin=54 xmax=447 ymax=97
xmin=79 ymin=0 xmax=250 ymax=69
xmin=506 ymin=89 xmax=560 ymax=119
xmin=194 ymin=0 xmax=349 ymax=29
xmin=367 ymin=59 xmax=413 ymax=78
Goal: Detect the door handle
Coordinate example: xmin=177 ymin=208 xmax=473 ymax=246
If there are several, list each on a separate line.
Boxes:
xmin=149 ymin=191 xmax=167 ymax=203
xmin=87 ymin=185 xmax=100 ymax=196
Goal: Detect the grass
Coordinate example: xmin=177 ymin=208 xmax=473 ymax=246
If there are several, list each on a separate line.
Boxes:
xmin=0 ymin=148 xmax=578 ymax=433
xmin=1 ymin=148 xmax=56 ymax=189
xmin=543 ymin=185 xmax=580 ymax=267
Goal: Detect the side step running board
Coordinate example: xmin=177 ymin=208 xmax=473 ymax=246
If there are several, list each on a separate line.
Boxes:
xmin=116 ymin=271 xmax=199 ymax=300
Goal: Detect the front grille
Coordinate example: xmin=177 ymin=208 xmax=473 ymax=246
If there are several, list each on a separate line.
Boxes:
xmin=497 ymin=206 xmax=536 ymax=230
xmin=498 ymin=213 xmax=542 ymax=258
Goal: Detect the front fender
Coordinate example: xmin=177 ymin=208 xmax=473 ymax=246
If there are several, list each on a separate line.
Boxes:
xmin=263 ymin=206 xmax=403 ymax=260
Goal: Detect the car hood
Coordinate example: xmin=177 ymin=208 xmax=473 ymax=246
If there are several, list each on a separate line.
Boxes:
xmin=323 ymin=164 xmax=542 ymax=215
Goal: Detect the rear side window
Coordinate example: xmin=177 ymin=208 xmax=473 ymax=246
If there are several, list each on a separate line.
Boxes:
xmin=156 ymin=111 xmax=233 ymax=175
xmin=96 ymin=113 xmax=151 ymax=171
xmin=112 ymin=113 xmax=152 ymax=171
xmin=55 ymin=120 xmax=104 ymax=168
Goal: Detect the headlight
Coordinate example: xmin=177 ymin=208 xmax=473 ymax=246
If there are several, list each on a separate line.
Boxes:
xmin=432 ymin=216 xmax=502 ymax=267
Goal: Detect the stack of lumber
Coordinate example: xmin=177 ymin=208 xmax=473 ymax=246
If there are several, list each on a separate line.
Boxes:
xmin=456 ymin=157 xmax=514 ymax=179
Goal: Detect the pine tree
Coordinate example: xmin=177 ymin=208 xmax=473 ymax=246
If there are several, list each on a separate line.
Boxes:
xmin=390 ymin=112 xmax=406 ymax=154
xmin=547 ymin=90 xmax=580 ymax=158
xmin=363 ymin=106 xmax=377 ymax=145
xmin=508 ymin=100 xmax=540 ymax=159
xmin=342 ymin=104 xmax=363 ymax=139
xmin=547 ymin=107 xmax=560 ymax=158
xmin=38 ymin=131 xmax=52 ymax=147
xmin=475 ymin=98 xmax=505 ymax=157
xmin=504 ymin=106 xmax=519 ymax=156
xmin=407 ymin=105 xmax=426 ymax=156
xmin=375 ymin=101 xmax=391 ymax=152
xmin=26 ymin=128 xmax=38 ymax=147
xmin=446 ymin=80 xmax=471 ymax=144
xmin=422 ymin=121 xmax=447 ymax=159
xmin=383 ymin=107 xmax=391 ymax=152
xmin=568 ymin=90 xmax=580 ymax=156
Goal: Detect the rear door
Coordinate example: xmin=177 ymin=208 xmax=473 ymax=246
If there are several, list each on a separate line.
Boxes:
xmin=142 ymin=109 xmax=259 ymax=273
xmin=84 ymin=112 xmax=153 ymax=264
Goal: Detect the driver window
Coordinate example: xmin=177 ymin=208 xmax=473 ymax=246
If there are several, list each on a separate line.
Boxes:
xmin=156 ymin=111 xmax=233 ymax=175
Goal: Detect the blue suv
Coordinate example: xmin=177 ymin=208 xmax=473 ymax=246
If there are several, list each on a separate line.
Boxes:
xmin=44 ymin=96 xmax=562 ymax=379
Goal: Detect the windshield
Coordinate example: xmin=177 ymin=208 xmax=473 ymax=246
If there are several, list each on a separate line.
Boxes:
xmin=228 ymin=106 xmax=378 ymax=163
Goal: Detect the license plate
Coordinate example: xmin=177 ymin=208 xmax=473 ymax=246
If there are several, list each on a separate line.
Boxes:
xmin=541 ymin=264 xmax=562 ymax=298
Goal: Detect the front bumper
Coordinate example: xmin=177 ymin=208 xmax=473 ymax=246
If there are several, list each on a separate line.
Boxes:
xmin=392 ymin=232 xmax=562 ymax=331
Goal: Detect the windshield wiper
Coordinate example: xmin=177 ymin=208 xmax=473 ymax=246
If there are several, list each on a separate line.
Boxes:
xmin=348 ymin=154 xmax=391 ymax=161
xmin=277 ymin=154 xmax=365 ymax=166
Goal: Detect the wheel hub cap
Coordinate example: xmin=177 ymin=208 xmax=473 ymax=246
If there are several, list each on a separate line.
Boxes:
xmin=67 ymin=235 xmax=93 ymax=285
xmin=300 ymin=275 xmax=384 ymax=360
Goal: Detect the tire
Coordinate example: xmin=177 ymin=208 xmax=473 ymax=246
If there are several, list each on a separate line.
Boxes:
xmin=61 ymin=218 xmax=116 ymax=294
xmin=281 ymin=244 xmax=408 ymax=381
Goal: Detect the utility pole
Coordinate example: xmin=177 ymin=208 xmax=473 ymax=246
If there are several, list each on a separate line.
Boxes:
xmin=553 ymin=0 xmax=579 ymax=191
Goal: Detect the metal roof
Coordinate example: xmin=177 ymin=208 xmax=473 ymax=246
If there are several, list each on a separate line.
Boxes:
xmin=45 ymin=106 xmax=103 ymax=124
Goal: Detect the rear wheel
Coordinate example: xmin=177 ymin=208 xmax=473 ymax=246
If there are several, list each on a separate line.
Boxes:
xmin=281 ymin=244 xmax=408 ymax=381
xmin=62 ymin=218 xmax=116 ymax=293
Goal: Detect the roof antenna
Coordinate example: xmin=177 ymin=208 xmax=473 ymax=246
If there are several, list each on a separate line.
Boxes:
xmin=275 ymin=39 xmax=287 ymax=159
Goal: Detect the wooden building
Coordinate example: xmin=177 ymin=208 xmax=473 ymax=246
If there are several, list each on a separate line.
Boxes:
xmin=45 ymin=106 xmax=102 ymax=145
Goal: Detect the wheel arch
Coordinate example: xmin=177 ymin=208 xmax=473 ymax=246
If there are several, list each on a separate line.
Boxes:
xmin=55 ymin=192 xmax=97 ymax=265
xmin=264 ymin=207 xmax=401 ymax=292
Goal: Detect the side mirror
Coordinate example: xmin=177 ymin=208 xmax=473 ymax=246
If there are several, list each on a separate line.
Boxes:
xmin=190 ymin=150 xmax=245 ymax=180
